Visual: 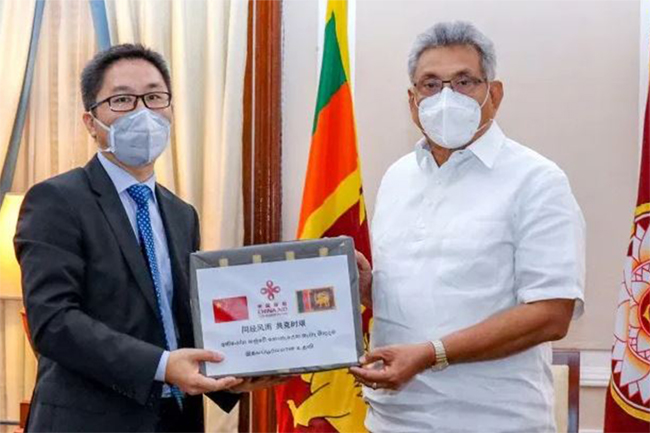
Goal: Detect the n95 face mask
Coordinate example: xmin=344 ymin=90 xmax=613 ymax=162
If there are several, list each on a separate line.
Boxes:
xmin=94 ymin=109 xmax=171 ymax=167
xmin=418 ymin=86 xmax=489 ymax=150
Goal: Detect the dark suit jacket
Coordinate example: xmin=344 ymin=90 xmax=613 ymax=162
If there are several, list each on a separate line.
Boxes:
xmin=14 ymin=156 xmax=239 ymax=432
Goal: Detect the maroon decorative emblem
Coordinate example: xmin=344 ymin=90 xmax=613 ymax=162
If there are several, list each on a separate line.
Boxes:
xmin=261 ymin=280 xmax=281 ymax=301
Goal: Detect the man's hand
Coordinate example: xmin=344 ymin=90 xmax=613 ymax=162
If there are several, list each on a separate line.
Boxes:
xmin=356 ymin=251 xmax=372 ymax=308
xmin=349 ymin=342 xmax=434 ymax=390
xmin=228 ymin=375 xmax=293 ymax=393
xmin=165 ymin=348 xmax=243 ymax=395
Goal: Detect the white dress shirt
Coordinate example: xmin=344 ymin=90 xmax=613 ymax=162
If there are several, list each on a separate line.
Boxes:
xmin=364 ymin=123 xmax=586 ymax=433
xmin=97 ymin=152 xmax=176 ymax=392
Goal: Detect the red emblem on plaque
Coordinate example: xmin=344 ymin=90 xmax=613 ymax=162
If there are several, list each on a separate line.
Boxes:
xmin=261 ymin=280 xmax=281 ymax=301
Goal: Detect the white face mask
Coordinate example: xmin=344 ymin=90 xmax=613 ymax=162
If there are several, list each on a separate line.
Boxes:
xmin=93 ymin=109 xmax=171 ymax=167
xmin=417 ymin=84 xmax=490 ymax=149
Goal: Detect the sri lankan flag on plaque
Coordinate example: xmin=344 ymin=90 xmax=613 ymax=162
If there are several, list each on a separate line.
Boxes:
xmin=603 ymin=50 xmax=650 ymax=432
xmin=296 ymin=287 xmax=336 ymax=313
xmin=274 ymin=1 xmax=373 ymax=432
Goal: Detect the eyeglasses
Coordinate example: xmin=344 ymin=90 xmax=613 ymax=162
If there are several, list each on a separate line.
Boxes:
xmin=89 ymin=91 xmax=172 ymax=112
xmin=413 ymin=76 xmax=486 ymax=97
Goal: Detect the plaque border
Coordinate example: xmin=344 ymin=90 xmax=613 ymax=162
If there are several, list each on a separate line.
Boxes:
xmin=189 ymin=236 xmax=363 ymax=377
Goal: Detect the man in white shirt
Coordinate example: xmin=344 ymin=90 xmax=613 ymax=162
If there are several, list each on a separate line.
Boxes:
xmin=350 ymin=21 xmax=586 ymax=433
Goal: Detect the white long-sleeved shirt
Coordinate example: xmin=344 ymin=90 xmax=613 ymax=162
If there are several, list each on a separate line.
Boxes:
xmin=365 ymin=123 xmax=586 ymax=433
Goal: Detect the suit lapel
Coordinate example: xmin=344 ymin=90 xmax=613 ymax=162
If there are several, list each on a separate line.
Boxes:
xmin=84 ymin=156 xmax=160 ymax=317
xmin=155 ymin=186 xmax=185 ymax=292
xmin=156 ymin=186 xmax=193 ymax=346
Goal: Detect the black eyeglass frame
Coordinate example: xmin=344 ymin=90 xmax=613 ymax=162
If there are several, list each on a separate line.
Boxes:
xmin=412 ymin=76 xmax=487 ymax=97
xmin=89 ymin=91 xmax=173 ymax=113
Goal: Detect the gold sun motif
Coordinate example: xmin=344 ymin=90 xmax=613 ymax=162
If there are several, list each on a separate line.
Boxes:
xmin=611 ymin=210 xmax=650 ymax=420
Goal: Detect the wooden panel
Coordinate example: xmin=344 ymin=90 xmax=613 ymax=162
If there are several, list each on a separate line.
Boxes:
xmin=242 ymin=0 xmax=254 ymax=250
xmin=19 ymin=400 xmax=30 ymax=427
xmin=240 ymin=0 xmax=283 ymax=432
xmin=242 ymin=0 xmax=283 ymax=247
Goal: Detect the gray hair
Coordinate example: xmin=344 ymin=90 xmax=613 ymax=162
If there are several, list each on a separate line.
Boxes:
xmin=408 ymin=21 xmax=497 ymax=82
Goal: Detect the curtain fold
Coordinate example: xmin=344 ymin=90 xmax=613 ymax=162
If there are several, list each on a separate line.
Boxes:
xmin=89 ymin=0 xmax=111 ymax=50
xmin=201 ymin=0 xmax=247 ymax=250
xmin=3 ymin=1 xmax=247 ymax=430
xmin=13 ymin=0 xmax=97 ymax=191
xmin=0 ymin=0 xmax=35 ymax=177
xmin=3 ymin=0 xmax=97 ymax=424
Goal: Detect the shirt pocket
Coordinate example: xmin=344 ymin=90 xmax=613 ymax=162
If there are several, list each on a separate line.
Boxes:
xmin=436 ymin=219 xmax=513 ymax=291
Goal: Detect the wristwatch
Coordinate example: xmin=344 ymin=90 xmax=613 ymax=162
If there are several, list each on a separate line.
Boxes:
xmin=429 ymin=339 xmax=449 ymax=371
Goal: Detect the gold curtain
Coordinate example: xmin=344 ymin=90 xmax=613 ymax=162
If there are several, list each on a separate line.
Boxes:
xmin=5 ymin=0 xmax=248 ymax=430
xmin=13 ymin=0 xmax=97 ymax=191
xmin=3 ymin=0 xmax=97 ymax=425
xmin=0 ymin=0 xmax=36 ymax=175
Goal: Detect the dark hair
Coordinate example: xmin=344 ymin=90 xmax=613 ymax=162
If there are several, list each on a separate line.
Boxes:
xmin=80 ymin=43 xmax=172 ymax=111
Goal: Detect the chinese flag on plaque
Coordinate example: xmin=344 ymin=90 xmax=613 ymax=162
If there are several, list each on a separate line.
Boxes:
xmin=213 ymin=296 xmax=249 ymax=323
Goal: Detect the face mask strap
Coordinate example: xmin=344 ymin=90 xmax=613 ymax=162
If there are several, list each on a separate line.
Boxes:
xmin=90 ymin=113 xmax=110 ymax=133
xmin=475 ymin=117 xmax=494 ymax=136
xmin=473 ymin=81 xmax=494 ymax=134
xmin=413 ymin=89 xmax=422 ymax=109
xmin=479 ymin=81 xmax=491 ymax=108
xmin=89 ymin=112 xmax=115 ymax=153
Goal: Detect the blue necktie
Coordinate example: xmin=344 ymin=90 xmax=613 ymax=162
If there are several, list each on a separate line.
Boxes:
xmin=126 ymin=184 xmax=184 ymax=408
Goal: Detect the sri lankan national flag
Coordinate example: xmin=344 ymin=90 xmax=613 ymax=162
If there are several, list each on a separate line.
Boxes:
xmin=603 ymin=48 xmax=650 ymax=431
xmin=274 ymin=1 xmax=372 ymax=432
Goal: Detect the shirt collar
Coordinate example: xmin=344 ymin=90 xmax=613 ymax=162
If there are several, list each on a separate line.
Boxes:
xmin=414 ymin=122 xmax=506 ymax=170
xmin=466 ymin=121 xmax=505 ymax=169
xmin=415 ymin=137 xmax=436 ymax=171
xmin=97 ymin=152 xmax=157 ymax=199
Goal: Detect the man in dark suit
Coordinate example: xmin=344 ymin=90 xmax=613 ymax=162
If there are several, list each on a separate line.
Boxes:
xmin=14 ymin=44 xmax=271 ymax=432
